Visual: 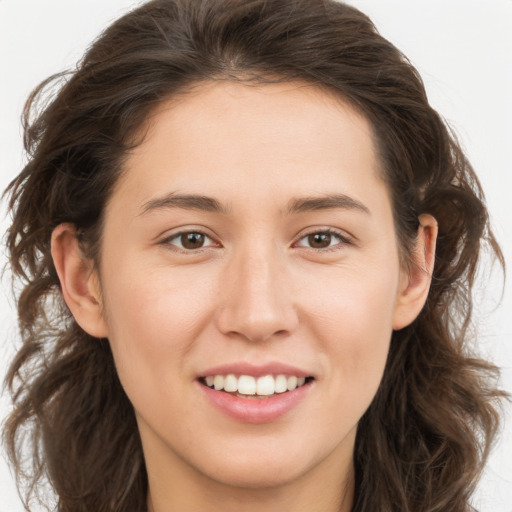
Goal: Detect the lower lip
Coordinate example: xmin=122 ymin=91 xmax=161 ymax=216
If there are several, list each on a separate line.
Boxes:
xmin=198 ymin=381 xmax=312 ymax=424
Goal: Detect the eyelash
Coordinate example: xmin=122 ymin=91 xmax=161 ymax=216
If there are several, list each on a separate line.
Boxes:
xmin=294 ymin=228 xmax=352 ymax=251
xmin=161 ymin=228 xmax=352 ymax=253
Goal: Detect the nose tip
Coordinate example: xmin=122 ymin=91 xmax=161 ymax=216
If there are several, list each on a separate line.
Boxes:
xmin=217 ymin=309 xmax=294 ymax=344
xmin=215 ymin=252 xmax=298 ymax=343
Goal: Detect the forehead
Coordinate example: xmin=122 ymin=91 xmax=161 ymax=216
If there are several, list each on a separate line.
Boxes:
xmin=111 ymin=80 xmax=389 ymax=218
xmin=142 ymin=80 xmax=376 ymax=155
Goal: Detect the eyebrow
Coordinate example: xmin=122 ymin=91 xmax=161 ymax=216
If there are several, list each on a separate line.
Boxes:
xmin=286 ymin=194 xmax=370 ymax=215
xmin=139 ymin=193 xmax=230 ymax=216
xmin=139 ymin=192 xmax=370 ymax=216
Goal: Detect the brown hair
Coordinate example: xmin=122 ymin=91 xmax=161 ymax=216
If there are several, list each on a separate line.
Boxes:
xmin=3 ymin=0 xmax=506 ymax=511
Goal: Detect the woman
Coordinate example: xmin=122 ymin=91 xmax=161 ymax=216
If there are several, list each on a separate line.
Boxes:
xmin=2 ymin=0 xmax=507 ymax=511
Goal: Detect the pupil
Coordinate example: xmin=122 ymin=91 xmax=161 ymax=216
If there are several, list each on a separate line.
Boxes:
xmin=182 ymin=232 xmax=205 ymax=249
xmin=309 ymin=233 xmax=331 ymax=248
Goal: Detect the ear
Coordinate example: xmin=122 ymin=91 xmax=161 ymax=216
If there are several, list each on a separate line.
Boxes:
xmin=393 ymin=214 xmax=438 ymax=330
xmin=51 ymin=223 xmax=109 ymax=338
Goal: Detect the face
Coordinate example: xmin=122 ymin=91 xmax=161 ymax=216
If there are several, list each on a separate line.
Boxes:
xmin=95 ymin=81 xmax=409 ymax=491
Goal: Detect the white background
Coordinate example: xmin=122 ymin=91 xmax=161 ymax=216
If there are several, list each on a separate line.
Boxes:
xmin=0 ymin=1 xmax=511 ymax=510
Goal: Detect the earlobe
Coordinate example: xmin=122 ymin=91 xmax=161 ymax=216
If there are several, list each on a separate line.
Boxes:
xmin=51 ymin=223 xmax=109 ymax=338
xmin=392 ymin=214 xmax=438 ymax=330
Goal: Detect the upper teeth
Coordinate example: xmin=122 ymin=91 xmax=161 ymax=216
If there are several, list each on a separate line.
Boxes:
xmin=204 ymin=374 xmax=307 ymax=395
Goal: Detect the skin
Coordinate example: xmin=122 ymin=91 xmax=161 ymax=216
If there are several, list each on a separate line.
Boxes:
xmin=52 ymin=81 xmax=437 ymax=512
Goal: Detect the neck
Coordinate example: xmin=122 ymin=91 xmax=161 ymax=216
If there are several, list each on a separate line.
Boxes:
xmin=148 ymin=478 xmax=354 ymax=512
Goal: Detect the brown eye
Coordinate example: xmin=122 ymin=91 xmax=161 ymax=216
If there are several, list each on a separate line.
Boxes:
xmin=307 ymin=233 xmax=332 ymax=249
xmin=296 ymin=230 xmax=349 ymax=250
xmin=181 ymin=232 xmax=206 ymax=249
xmin=165 ymin=231 xmax=216 ymax=251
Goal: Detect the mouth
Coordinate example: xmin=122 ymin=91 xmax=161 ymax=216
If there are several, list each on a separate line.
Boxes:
xmin=199 ymin=374 xmax=315 ymax=399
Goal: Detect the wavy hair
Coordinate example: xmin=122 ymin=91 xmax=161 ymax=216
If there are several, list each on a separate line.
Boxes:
xmin=3 ymin=0 xmax=506 ymax=510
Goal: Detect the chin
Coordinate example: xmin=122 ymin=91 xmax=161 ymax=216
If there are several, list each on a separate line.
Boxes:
xmin=191 ymin=438 xmax=329 ymax=491
xmin=205 ymin=460 xmax=309 ymax=490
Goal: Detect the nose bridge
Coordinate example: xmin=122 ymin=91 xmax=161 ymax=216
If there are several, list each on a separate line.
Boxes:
xmin=216 ymin=240 xmax=297 ymax=342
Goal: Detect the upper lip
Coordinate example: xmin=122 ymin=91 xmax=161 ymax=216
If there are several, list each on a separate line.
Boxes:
xmin=199 ymin=362 xmax=313 ymax=378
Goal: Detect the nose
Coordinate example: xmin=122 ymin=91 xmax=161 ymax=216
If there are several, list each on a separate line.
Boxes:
xmin=215 ymin=245 xmax=299 ymax=343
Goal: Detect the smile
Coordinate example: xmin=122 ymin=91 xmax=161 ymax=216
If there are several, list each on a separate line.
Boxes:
xmin=201 ymin=374 xmax=312 ymax=397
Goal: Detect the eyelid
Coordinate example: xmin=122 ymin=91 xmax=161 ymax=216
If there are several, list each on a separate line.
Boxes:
xmin=157 ymin=225 xmax=354 ymax=253
xmin=159 ymin=227 xmax=221 ymax=252
xmin=293 ymin=227 xmax=354 ymax=250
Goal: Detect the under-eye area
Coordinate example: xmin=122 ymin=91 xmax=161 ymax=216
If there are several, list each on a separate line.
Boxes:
xmin=199 ymin=374 xmax=315 ymax=398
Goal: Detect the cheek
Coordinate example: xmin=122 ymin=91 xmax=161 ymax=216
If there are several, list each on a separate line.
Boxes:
xmin=304 ymin=262 xmax=399 ymax=401
xmin=100 ymin=260 xmax=217 ymax=397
